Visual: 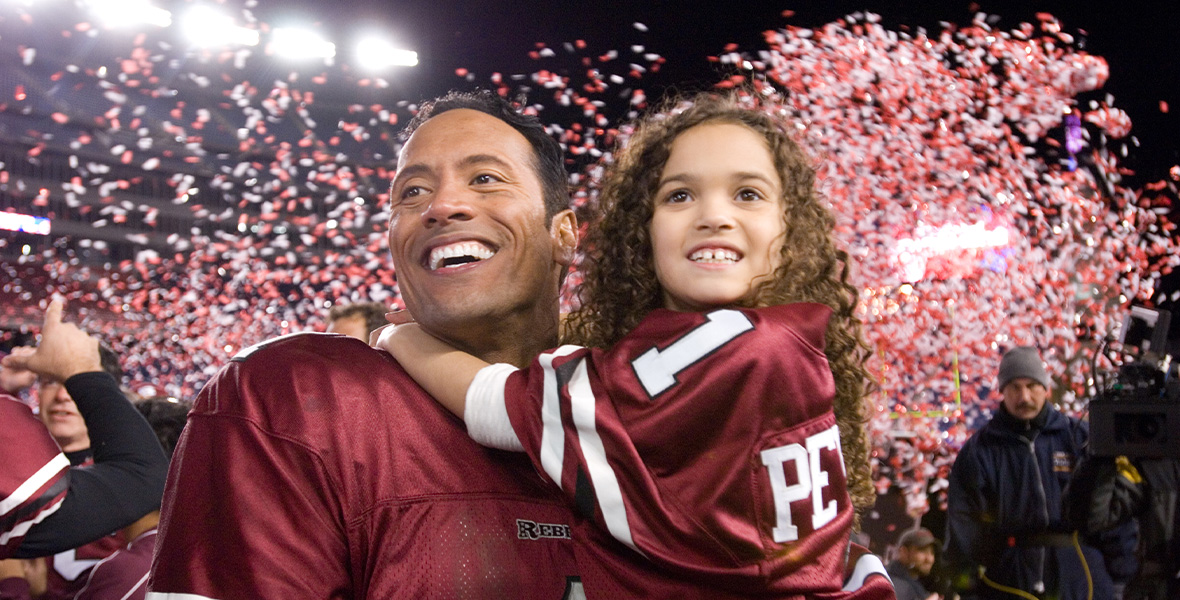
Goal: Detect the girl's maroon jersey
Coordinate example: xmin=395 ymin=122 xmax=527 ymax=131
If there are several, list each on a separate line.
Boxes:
xmin=468 ymin=305 xmax=894 ymax=598
xmin=148 ymin=334 xmax=584 ymax=600
xmin=1 ymin=396 xmax=69 ymax=558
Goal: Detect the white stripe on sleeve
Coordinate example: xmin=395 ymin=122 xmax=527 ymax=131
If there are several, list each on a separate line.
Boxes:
xmin=566 ymin=359 xmax=642 ymax=555
xmin=0 ymin=496 xmax=64 ymax=546
xmin=0 ymin=452 xmax=69 ymax=515
xmin=538 ymin=345 xmax=582 ymax=487
xmin=843 ymin=551 xmax=890 ymax=591
xmin=145 ymin=594 xmax=222 ymax=600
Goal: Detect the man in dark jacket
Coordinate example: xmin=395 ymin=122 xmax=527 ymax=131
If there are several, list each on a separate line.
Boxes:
xmin=944 ymin=347 xmax=1135 ymax=599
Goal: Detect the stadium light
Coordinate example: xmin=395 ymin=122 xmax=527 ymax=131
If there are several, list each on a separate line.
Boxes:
xmin=895 ymin=221 xmax=1010 ymax=282
xmin=270 ymin=28 xmax=336 ymax=60
xmin=355 ymin=36 xmax=418 ymax=70
xmin=85 ymin=0 xmax=172 ymax=28
xmin=180 ymin=6 xmax=260 ymax=47
xmin=0 ymin=212 xmax=51 ymax=235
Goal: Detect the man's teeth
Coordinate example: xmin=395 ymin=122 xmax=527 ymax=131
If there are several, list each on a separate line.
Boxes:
xmin=429 ymin=242 xmax=494 ymax=270
xmin=689 ymin=249 xmax=740 ymax=263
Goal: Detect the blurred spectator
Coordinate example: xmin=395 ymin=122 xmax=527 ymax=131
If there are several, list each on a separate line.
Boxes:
xmin=0 ymin=301 xmax=167 ymax=596
xmin=888 ymin=528 xmax=940 ymax=600
xmin=31 ymin=345 xmax=128 ymax=600
xmin=325 ymin=302 xmax=387 ymax=342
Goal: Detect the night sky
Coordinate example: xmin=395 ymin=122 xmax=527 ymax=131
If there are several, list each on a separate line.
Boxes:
xmin=259 ymin=0 xmax=1178 ymax=180
xmin=259 ymin=0 xmax=1180 ymax=338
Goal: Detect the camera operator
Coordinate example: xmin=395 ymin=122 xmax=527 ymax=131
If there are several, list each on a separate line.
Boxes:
xmin=1064 ymin=306 xmax=1180 ymax=600
xmin=1066 ymin=455 xmax=1179 ymax=600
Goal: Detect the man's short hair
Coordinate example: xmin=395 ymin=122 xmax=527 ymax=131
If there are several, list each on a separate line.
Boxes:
xmin=327 ymin=302 xmax=388 ymax=336
xmin=400 ymin=89 xmax=570 ymax=220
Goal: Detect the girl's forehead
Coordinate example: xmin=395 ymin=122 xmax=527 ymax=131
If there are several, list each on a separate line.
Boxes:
xmin=662 ymin=123 xmax=778 ymax=175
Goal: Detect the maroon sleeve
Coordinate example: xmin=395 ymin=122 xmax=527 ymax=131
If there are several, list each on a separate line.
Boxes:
xmin=0 ymin=398 xmax=69 ymax=559
xmin=149 ymin=360 xmax=351 ymax=599
xmin=74 ymin=532 xmax=154 ymax=600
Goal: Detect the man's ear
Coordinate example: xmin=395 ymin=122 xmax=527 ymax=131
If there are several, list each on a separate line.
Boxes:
xmin=550 ymin=209 xmax=578 ymax=267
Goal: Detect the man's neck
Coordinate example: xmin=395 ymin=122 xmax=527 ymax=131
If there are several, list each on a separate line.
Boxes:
xmin=430 ymin=307 xmax=561 ymax=368
xmin=452 ymin=326 xmax=559 ymax=368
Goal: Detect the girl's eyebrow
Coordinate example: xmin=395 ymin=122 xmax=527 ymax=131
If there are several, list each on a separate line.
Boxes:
xmin=657 ymin=171 xmax=778 ymax=187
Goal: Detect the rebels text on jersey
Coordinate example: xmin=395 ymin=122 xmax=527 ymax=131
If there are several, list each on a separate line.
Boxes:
xmin=475 ymin=304 xmax=893 ymax=598
xmin=148 ymin=334 xmax=583 ymax=600
xmin=1 ymin=397 xmax=70 ymax=558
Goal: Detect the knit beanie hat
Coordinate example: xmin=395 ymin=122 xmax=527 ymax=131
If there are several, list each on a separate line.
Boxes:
xmin=997 ymin=346 xmax=1050 ymax=391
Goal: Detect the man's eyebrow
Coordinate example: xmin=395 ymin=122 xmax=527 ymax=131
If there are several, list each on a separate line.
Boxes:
xmin=392 ymin=154 xmax=514 ymax=185
xmin=458 ymin=154 xmax=515 ymax=171
xmin=391 ymin=163 xmax=431 ymax=185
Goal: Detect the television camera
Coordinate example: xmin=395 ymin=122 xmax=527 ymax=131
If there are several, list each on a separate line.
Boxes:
xmin=1088 ymin=306 xmax=1180 ymax=458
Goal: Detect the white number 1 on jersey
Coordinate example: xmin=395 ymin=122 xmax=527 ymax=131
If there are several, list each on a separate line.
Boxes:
xmin=630 ymin=309 xmax=754 ymax=398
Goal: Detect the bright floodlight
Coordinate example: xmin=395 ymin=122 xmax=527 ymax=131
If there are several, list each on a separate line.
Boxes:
xmin=356 ymin=36 xmax=418 ymax=70
xmin=270 ymin=28 xmax=336 ymax=60
xmin=0 ymin=212 xmax=51 ymax=235
xmin=86 ymin=0 xmax=172 ymax=28
xmin=181 ymin=6 xmax=260 ymax=47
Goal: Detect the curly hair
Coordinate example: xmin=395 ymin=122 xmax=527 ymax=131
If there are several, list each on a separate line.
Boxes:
xmin=564 ymin=91 xmax=875 ymax=515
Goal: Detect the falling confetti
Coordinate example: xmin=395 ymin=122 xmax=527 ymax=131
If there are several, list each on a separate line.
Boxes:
xmin=0 ymin=4 xmax=1176 ymax=512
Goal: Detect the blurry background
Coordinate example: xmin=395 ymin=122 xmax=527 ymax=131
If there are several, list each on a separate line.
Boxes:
xmin=1 ymin=0 xmax=1178 ymax=533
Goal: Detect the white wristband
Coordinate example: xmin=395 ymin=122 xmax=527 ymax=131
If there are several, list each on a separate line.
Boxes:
xmin=465 ymin=363 xmax=525 ymax=452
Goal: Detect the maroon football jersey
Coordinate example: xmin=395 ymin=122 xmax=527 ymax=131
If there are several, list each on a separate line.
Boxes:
xmin=0 ymin=396 xmax=69 ymax=558
xmin=74 ymin=529 xmax=156 ymax=600
xmin=148 ymin=333 xmax=583 ymax=600
xmin=472 ymin=305 xmax=893 ymax=598
xmin=43 ymin=454 xmax=124 ymax=600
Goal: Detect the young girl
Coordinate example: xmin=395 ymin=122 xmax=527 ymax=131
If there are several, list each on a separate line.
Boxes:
xmin=378 ymin=93 xmax=887 ymax=597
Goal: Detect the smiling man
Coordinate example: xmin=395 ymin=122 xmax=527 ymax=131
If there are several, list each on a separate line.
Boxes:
xmin=148 ymin=91 xmax=584 ymax=599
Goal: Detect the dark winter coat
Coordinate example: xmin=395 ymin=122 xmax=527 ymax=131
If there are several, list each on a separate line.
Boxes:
xmin=945 ymin=404 xmax=1135 ymax=599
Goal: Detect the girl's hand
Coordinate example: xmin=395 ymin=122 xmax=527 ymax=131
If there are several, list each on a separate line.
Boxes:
xmin=371 ymin=321 xmax=420 ymax=354
xmin=385 ymin=309 xmax=415 ymax=325
xmin=369 ymin=310 xmax=415 ymax=347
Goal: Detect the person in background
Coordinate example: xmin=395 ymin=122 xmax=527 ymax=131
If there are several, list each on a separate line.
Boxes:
xmin=0 ymin=301 xmax=167 ymax=595
xmin=944 ymin=346 xmax=1134 ymax=599
xmin=69 ymin=398 xmax=191 ymax=600
xmin=26 ymin=342 xmax=134 ymax=600
xmin=325 ymin=302 xmax=387 ymax=342
xmin=887 ymin=528 xmax=939 ymax=600
xmin=1066 ymin=453 xmax=1179 ymax=600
